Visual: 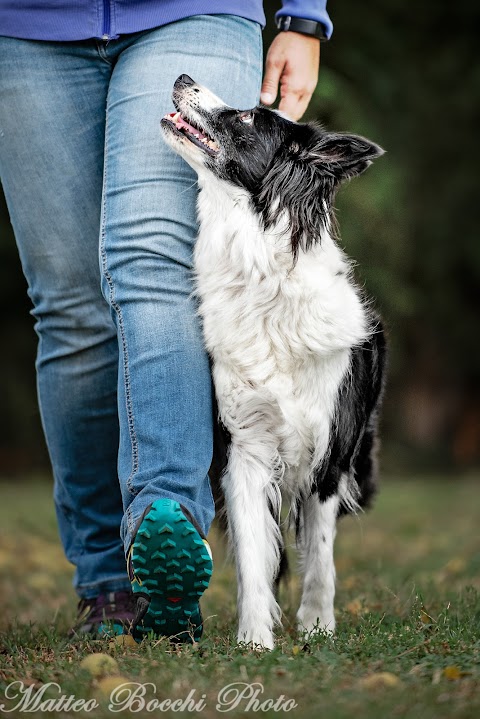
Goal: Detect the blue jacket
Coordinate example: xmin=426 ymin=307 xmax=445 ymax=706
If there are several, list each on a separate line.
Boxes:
xmin=0 ymin=1 xmax=332 ymax=42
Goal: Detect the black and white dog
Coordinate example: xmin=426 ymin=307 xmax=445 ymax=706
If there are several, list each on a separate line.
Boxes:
xmin=161 ymin=75 xmax=387 ymax=650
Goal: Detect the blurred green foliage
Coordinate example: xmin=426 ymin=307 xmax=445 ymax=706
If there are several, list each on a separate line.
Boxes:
xmin=1 ymin=0 xmax=479 ymax=472
xmin=266 ymin=0 xmax=480 ymax=468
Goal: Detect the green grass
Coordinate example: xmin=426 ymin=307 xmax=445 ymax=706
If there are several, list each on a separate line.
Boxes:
xmin=0 ymin=475 xmax=479 ymax=718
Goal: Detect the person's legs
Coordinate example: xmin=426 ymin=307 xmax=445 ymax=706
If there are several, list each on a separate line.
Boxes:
xmin=0 ymin=15 xmax=262 ymax=616
xmin=100 ymin=16 xmax=263 ymax=553
xmin=0 ymin=37 xmax=129 ymax=598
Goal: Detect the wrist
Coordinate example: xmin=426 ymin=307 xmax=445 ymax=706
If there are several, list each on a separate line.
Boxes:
xmin=276 ymin=16 xmax=327 ymax=40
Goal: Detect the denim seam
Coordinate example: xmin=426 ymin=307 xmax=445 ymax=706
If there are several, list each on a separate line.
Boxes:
xmin=100 ymin=89 xmax=139 ymax=498
xmin=126 ymin=504 xmax=135 ymax=545
xmin=253 ymin=22 xmax=263 ymax=84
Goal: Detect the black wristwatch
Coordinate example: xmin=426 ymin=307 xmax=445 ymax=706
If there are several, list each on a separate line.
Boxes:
xmin=276 ymin=16 xmax=327 ymax=40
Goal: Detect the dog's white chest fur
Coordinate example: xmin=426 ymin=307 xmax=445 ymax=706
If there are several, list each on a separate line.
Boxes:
xmin=194 ymin=179 xmax=369 ymax=482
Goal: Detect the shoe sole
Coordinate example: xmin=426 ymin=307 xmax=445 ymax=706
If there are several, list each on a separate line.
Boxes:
xmin=130 ymin=498 xmax=212 ymax=642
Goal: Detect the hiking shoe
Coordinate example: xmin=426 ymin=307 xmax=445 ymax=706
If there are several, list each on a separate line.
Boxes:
xmin=128 ymin=498 xmax=213 ymax=643
xmin=69 ymin=590 xmax=136 ymax=637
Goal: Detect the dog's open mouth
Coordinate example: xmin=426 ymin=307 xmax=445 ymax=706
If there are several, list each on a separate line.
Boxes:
xmin=163 ymin=112 xmax=219 ymax=155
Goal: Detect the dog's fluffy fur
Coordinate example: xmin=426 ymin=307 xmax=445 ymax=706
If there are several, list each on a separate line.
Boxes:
xmin=161 ymin=75 xmax=387 ymax=649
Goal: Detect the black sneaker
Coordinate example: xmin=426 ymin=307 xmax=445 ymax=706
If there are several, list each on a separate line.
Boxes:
xmin=69 ymin=590 xmax=136 ymax=637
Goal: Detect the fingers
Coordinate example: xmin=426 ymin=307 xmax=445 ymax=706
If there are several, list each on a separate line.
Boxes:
xmin=261 ymin=32 xmax=320 ymax=120
xmin=278 ymin=92 xmax=312 ymax=122
xmin=260 ymin=46 xmax=283 ymax=106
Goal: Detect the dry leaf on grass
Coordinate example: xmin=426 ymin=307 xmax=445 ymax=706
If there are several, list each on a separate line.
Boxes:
xmin=419 ymin=607 xmax=435 ymax=624
xmin=108 ymin=634 xmax=138 ymax=649
xmin=442 ymin=666 xmax=462 ymax=681
xmin=80 ymin=653 xmax=119 ymax=677
xmin=359 ymin=672 xmax=402 ymax=690
xmin=346 ymin=599 xmax=364 ymax=616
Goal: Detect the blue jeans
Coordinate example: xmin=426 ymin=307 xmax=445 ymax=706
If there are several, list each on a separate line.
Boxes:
xmin=0 ymin=17 xmax=262 ymax=598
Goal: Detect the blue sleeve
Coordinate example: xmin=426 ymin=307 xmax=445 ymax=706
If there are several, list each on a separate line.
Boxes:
xmin=276 ymin=0 xmax=333 ymax=39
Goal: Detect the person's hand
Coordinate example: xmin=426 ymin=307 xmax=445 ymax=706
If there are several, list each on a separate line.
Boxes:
xmin=260 ymin=32 xmax=320 ymax=121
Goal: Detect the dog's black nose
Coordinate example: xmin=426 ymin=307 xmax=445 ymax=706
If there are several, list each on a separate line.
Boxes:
xmin=175 ymin=74 xmax=195 ymax=90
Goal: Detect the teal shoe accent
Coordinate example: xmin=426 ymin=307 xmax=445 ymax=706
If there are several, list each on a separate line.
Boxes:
xmin=129 ymin=499 xmax=213 ymax=643
xmin=97 ymin=621 xmax=128 ymax=637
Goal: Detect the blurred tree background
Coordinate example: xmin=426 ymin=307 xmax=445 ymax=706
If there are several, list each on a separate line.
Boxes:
xmin=1 ymin=0 xmax=479 ymax=475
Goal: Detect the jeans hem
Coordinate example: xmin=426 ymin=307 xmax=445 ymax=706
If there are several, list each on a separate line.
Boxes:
xmin=122 ymin=487 xmax=215 ymax=557
xmin=76 ymin=576 xmax=131 ymax=599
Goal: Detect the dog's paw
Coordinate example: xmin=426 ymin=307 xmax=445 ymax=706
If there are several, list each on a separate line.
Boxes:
xmin=296 ymin=607 xmax=336 ymax=638
xmin=237 ymin=626 xmax=275 ymax=651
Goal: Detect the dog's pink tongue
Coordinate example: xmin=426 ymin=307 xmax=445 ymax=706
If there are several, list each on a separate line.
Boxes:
xmin=164 ymin=111 xmax=207 ymax=140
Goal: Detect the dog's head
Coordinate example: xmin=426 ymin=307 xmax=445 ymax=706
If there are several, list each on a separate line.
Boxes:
xmin=161 ymin=75 xmax=384 ymax=254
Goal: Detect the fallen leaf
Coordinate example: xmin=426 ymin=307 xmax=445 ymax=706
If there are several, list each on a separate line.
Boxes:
xmin=346 ymin=599 xmax=363 ymax=616
xmin=80 ymin=653 xmax=118 ymax=677
xmin=108 ymin=634 xmax=138 ymax=649
xmin=419 ymin=608 xmax=435 ymax=624
xmin=443 ymin=666 xmax=461 ymax=681
xmin=359 ymin=672 xmax=402 ymax=690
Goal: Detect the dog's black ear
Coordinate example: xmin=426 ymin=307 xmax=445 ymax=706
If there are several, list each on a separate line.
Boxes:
xmin=308 ymin=132 xmax=384 ymax=181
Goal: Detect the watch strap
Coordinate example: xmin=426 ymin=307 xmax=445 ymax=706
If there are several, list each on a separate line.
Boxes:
xmin=276 ymin=16 xmax=327 ymax=40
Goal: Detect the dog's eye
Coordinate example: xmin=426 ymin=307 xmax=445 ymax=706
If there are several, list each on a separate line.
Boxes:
xmin=239 ymin=111 xmax=254 ymax=125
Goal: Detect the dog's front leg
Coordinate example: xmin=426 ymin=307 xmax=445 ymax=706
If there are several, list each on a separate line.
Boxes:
xmin=223 ymin=446 xmax=282 ymax=650
xmin=297 ymin=492 xmax=339 ymax=637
